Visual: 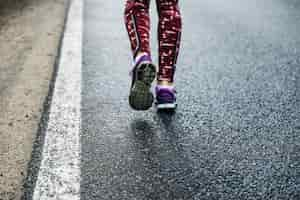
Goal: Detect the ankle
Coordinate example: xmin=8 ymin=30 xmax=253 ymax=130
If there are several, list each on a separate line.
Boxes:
xmin=157 ymin=80 xmax=174 ymax=87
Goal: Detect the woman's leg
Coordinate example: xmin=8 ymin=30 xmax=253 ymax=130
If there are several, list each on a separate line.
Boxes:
xmin=155 ymin=0 xmax=181 ymax=110
xmin=124 ymin=0 xmax=151 ymax=59
xmin=125 ymin=0 xmax=156 ymax=111
xmin=156 ymin=0 xmax=182 ymax=84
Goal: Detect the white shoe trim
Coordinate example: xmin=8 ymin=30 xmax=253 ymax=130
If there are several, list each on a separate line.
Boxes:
xmin=156 ymin=103 xmax=177 ymax=109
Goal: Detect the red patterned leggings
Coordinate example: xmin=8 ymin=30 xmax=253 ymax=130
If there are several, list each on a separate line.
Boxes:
xmin=124 ymin=0 xmax=182 ymax=82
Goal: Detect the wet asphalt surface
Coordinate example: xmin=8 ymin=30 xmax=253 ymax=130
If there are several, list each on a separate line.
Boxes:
xmin=82 ymin=0 xmax=300 ymax=199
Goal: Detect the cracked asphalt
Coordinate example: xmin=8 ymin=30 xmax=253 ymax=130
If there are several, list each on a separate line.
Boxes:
xmin=81 ymin=0 xmax=300 ymax=199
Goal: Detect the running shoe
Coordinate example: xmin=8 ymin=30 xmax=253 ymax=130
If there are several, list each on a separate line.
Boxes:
xmin=155 ymin=85 xmax=177 ymax=110
xmin=129 ymin=55 xmax=156 ymax=110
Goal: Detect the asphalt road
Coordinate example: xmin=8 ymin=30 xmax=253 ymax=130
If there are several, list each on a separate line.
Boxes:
xmin=81 ymin=0 xmax=300 ymax=199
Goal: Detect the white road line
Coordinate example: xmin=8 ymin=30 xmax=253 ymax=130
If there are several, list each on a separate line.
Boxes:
xmin=33 ymin=0 xmax=82 ymax=199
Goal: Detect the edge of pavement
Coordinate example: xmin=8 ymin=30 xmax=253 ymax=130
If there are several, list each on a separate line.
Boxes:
xmin=22 ymin=1 xmax=72 ymax=200
xmin=22 ymin=0 xmax=81 ymax=198
xmin=0 ymin=0 xmax=70 ymax=199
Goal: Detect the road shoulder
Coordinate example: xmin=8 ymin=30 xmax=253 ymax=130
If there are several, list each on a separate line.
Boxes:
xmin=0 ymin=0 xmax=68 ymax=199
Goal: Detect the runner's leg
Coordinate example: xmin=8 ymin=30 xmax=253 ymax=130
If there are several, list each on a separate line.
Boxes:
xmin=125 ymin=0 xmax=156 ymax=110
xmin=156 ymin=0 xmax=182 ymax=83
xmin=124 ymin=0 xmax=151 ymax=59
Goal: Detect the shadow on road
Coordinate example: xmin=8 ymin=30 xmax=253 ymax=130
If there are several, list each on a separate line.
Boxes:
xmin=129 ymin=113 xmax=202 ymax=200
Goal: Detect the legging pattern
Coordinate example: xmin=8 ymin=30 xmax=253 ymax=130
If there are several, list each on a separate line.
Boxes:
xmin=124 ymin=0 xmax=182 ymax=82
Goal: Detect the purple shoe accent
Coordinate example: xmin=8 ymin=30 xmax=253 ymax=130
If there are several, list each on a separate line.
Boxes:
xmin=135 ymin=54 xmax=152 ymax=66
xmin=130 ymin=54 xmax=152 ymax=76
xmin=155 ymin=85 xmax=176 ymax=105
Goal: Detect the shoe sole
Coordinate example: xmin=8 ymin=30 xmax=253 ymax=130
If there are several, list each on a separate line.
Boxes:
xmin=156 ymin=103 xmax=177 ymax=110
xmin=129 ymin=63 xmax=156 ymax=110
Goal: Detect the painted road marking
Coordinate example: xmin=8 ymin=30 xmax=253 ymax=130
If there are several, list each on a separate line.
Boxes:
xmin=32 ymin=0 xmax=82 ymax=199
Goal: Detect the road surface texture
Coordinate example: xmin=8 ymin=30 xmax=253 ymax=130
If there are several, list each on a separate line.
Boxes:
xmin=82 ymin=0 xmax=300 ymax=199
xmin=0 ymin=0 xmax=67 ymax=199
